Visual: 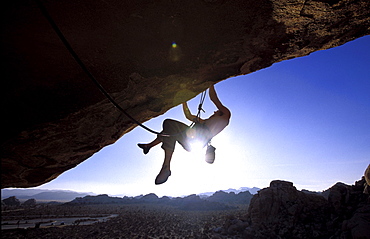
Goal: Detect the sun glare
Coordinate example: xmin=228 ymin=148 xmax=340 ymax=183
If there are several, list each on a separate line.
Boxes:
xmin=161 ymin=130 xmax=250 ymax=196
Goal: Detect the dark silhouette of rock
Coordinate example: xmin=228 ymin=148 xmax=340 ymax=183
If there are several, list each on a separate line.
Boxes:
xmin=67 ymin=194 xmax=127 ymax=205
xmin=326 ymin=178 xmax=370 ymax=239
xmin=139 ymin=193 xmax=160 ymax=203
xmin=2 ymin=196 xmax=21 ymax=207
xmin=22 ymin=198 xmax=37 ymax=207
xmin=1 ymin=0 xmax=369 ymax=188
xmin=244 ymin=180 xmax=329 ymax=238
xmin=206 ymin=190 xmax=253 ymax=205
xmin=217 ymin=175 xmax=370 ymax=238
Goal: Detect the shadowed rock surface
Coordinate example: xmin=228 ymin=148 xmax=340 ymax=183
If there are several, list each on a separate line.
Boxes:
xmin=1 ymin=0 xmax=369 ymax=188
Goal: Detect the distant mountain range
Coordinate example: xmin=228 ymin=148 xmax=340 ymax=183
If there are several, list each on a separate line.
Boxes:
xmin=2 ymin=188 xmax=257 ymax=211
xmin=198 ymin=187 xmax=260 ymax=197
xmin=64 ymin=191 xmax=254 ymax=211
xmin=1 ymin=187 xmax=259 ymax=202
xmin=1 ymin=189 xmax=95 ymax=202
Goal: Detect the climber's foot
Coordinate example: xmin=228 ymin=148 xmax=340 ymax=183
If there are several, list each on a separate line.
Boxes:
xmin=155 ymin=165 xmax=171 ymax=185
xmin=138 ymin=144 xmax=150 ymax=155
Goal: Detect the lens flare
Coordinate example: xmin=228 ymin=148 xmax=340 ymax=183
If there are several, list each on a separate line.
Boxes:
xmin=169 ymin=42 xmax=182 ymax=62
xmin=189 ymin=139 xmax=205 ymax=153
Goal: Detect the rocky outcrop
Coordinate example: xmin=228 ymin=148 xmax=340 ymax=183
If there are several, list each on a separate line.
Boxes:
xmin=22 ymin=198 xmax=37 ymax=207
xmin=68 ymin=194 xmax=129 ymax=205
xmin=2 ymin=0 xmax=370 ymax=188
xmin=206 ymin=190 xmax=253 ymax=205
xmin=2 ymin=196 xmax=21 ymax=207
xmin=217 ymin=177 xmax=370 ymax=238
xmin=244 ymin=180 xmax=330 ymax=238
xmin=327 ymin=179 xmax=370 ymax=239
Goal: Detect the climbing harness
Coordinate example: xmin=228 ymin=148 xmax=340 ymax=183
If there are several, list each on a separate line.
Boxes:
xmin=34 ymin=0 xmax=206 ymax=137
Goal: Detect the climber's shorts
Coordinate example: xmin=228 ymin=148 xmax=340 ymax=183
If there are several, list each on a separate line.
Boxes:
xmin=159 ymin=119 xmax=211 ymax=152
xmin=159 ymin=119 xmax=192 ymax=152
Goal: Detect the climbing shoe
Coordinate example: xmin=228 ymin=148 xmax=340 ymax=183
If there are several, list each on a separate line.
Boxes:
xmin=205 ymin=145 xmax=216 ymax=164
xmin=138 ymin=144 xmax=150 ymax=155
xmin=155 ymin=165 xmax=171 ymax=185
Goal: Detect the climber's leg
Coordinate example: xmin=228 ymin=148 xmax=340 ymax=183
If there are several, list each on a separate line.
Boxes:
xmin=155 ymin=148 xmax=173 ymax=185
xmin=138 ymin=119 xmax=188 ymax=155
xmin=138 ymin=136 xmax=162 ymax=155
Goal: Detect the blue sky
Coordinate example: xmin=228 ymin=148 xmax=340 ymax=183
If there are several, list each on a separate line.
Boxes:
xmin=33 ymin=35 xmax=370 ymax=197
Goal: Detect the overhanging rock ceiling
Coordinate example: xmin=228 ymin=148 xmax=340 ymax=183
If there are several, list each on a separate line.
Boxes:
xmin=1 ymin=0 xmax=369 ymax=188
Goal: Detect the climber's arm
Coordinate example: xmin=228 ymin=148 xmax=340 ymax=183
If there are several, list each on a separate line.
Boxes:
xmin=209 ymin=84 xmax=231 ymax=117
xmin=182 ymin=102 xmax=197 ymax=121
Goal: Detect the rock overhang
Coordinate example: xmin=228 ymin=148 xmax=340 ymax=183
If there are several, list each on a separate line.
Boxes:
xmin=1 ymin=0 xmax=369 ymax=188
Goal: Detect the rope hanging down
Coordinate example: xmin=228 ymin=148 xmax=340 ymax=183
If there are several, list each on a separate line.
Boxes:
xmin=191 ymin=91 xmax=206 ymax=127
xmin=35 ymin=0 xmax=206 ymax=136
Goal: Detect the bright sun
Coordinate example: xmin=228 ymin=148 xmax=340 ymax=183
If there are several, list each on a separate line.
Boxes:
xmin=164 ymin=131 xmax=246 ymax=195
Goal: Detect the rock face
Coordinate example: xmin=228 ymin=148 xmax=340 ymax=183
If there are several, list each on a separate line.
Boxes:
xmin=2 ymin=0 xmax=370 ymax=188
xmin=245 ymin=180 xmax=329 ymax=238
xmin=218 ymin=177 xmax=370 ymax=238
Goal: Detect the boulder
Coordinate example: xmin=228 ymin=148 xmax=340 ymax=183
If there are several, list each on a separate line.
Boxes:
xmin=22 ymin=198 xmax=37 ymax=207
xmin=2 ymin=196 xmax=21 ymax=207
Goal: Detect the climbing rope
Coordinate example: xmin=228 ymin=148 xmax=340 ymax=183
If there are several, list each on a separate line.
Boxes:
xmin=35 ymin=0 xmax=207 ymax=137
xmin=191 ymin=90 xmax=207 ymax=127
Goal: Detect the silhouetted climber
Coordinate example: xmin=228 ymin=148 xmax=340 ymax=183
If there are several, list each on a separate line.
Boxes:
xmin=138 ymin=84 xmax=231 ymax=184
